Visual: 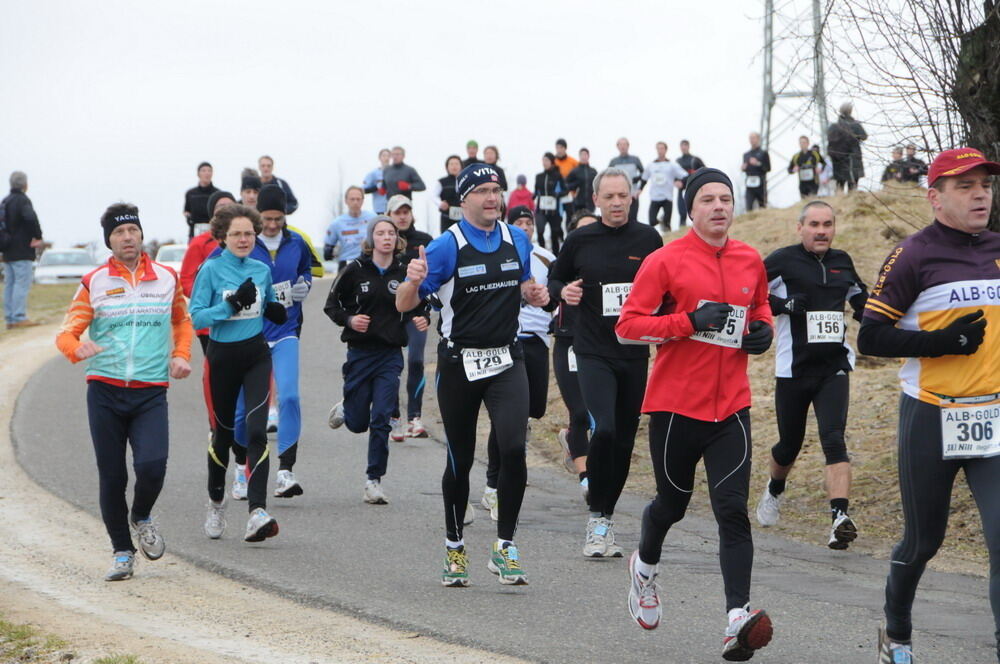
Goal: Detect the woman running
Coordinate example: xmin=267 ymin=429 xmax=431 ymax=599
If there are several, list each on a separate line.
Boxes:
xmin=534 ymin=152 xmax=568 ymax=253
xmin=190 ymin=203 xmax=286 ymax=542
xmin=434 ymin=155 xmax=464 ymax=234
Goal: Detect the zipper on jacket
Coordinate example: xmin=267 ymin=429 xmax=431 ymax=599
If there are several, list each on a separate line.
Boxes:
xmin=125 ymin=274 xmax=137 ymax=385
xmin=715 ymin=249 xmax=725 ymax=422
xmin=814 ymin=252 xmax=827 ymax=284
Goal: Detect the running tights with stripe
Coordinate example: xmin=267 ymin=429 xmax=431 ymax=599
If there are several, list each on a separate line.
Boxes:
xmin=639 ymin=409 xmax=754 ymax=611
xmin=207 ymin=334 xmax=272 ymax=511
xmin=235 ymin=336 xmax=301 ymax=469
xmin=576 ymin=354 xmax=648 ymax=516
xmin=772 ymin=372 xmax=850 ymax=467
xmin=885 ymin=395 xmax=1000 ymax=656
xmin=438 ymin=347 xmax=528 ymax=542
xmin=552 ymin=336 xmax=590 ymax=459
xmin=393 ymin=320 xmax=427 ymax=421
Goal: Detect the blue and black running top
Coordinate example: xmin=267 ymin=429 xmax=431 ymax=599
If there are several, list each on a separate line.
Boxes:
xmin=189 ymin=248 xmax=276 ymax=343
xmin=417 ymin=219 xmax=532 ymax=349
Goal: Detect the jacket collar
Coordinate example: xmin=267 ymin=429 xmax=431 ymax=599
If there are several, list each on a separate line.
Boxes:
xmin=107 ymin=252 xmax=156 ymax=282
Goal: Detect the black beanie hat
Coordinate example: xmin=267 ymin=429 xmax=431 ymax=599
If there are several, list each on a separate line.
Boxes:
xmin=506 ymin=205 xmax=534 ymax=224
xmin=257 ymin=184 xmax=286 ymax=213
xmin=241 ymin=174 xmax=262 ymax=191
xmin=683 ymin=167 xmax=734 ymax=220
xmin=456 ymin=162 xmax=503 ymax=200
xmin=102 ymin=211 xmax=142 ymax=248
xmin=207 ymin=190 xmax=235 ymax=217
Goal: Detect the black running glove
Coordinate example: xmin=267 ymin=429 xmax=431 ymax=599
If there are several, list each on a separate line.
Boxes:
xmin=769 ymin=293 xmax=807 ymax=316
xmin=226 ymin=277 xmax=257 ymax=311
xmin=926 ymin=310 xmax=987 ymax=356
xmin=688 ymin=302 xmax=734 ymax=332
xmin=263 ymin=301 xmax=288 ymax=325
xmin=741 ymin=320 xmax=773 ymax=355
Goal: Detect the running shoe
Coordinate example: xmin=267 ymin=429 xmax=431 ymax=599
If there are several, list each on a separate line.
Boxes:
xmin=877 ymin=625 xmax=914 ymax=663
xmin=755 ymin=486 xmax=782 ymax=527
xmin=722 ymin=607 xmax=773 ymax=661
xmin=105 ymin=550 xmax=135 ymax=582
xmin=274 ymin=469 xmax=303 ymax=498
xmin=442 ymin=545 xmax=470 ymax=587
xmin=605 ymin=519 xmax=624 ymax=558
xmin=364 ymin=479 xmax=388 ymax=504
xmin=407 ymin=417 xmax=428 ymax=438
xmin=828 ymin=510 xmax=858 ymax=550
xmin=327 ymin=401 xmax=345 ymax=429
xmin=481 ymin=487 xmax=499 ymax=521
xmin=627 ymin=551 xmax=661 ymax=629
xmin=583 ymin=516 xmax=609 ymax=557
xmin=266 ymin=407 xmax=278 ymax=434
xmin=464 ymin=502 xmax=475 ymax=526
xmin=487 ymin=541 xmax=528 ymax=585
xmin=390 ymin=417 xmax=406 ymax=442
xmin=204 ymin=500 xmax=226 ymax=539
xmin=244 ymin=507 xmax=279 ymax=542
xmin=557 ymin=428 xmax=575 ymax=473
xmin=580 ymin=477 xmax=590 ymax=504
xmin=129 ymin=515 xmax=165 ymax=561
xmin=231 ymin=464 xmax=248 ymax=501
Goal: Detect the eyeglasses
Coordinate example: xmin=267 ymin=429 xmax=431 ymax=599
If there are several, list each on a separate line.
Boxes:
xmin=226 ymin=231 xmax=256 ymax=239
xmin=468 ymin=187 xmax=504 ymax=197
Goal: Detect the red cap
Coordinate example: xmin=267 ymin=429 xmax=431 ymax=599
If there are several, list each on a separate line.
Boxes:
xmin=928 ymin=147 xmax=1000 ymax=185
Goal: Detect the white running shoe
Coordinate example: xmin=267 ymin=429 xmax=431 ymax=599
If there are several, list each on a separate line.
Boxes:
xmin=605 ymin=519 xmax=624 ymax=558
xmin=627 ymin=551 xmax=661 ymax=629
xmin=464 ymin=502 xmax=475 ymax=526
xmin=407 ymin=417 xmax=428 ymax=438
xmin=129 ymin=515 xmax=165 ymax=561
xmin=481 ymin=487 xmax=499 ymax=521
xmin=231 ymin=464 xmax=248 ymax=501
xmin=105 ymin=550 xmax=134 ymax=582
xmin=583 ymin=516 xmax=610 ymax=557
xmin=274 ymin=469 xmax=303 ymax=498
xmin=828 ymin=511 xmax=858 ymax=550
xmin=244 ymin=507 xmax=278 ymax=542
xmin=722 ymin=607 xmax=773 ymax=661
xmin=204 ymin=500 xmax=226 ymax=539
xmin=327 ymin=401 xmax=345 ymax=429
xmin=557 ymin=428 xmax=575 ymax=473
xmin=390 ymin=418 xmax=406 ymax=442
xmin=755 ymin=486 xmax=782 ymax=527
xmin=364 ymin=479 xmax=388 ymax=504
xmin=266 ymin=407 xmax=278 ymax=434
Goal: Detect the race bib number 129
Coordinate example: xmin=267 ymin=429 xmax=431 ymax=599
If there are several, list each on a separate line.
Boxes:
xmin=461 ymin=346 xmax=513 ymax=382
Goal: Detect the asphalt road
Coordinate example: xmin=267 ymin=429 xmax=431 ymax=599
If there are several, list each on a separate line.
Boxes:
xmin=13 ymin=279 xmax=995 ymax=663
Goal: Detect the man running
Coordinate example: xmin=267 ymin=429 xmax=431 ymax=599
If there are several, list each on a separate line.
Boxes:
xmin=676 ymin=140 xmax=706 ymax=226
xmin=57 ymin=203 xmax=194 ymax=580
xmin=258 ymin=155 xmax=298 ymax=214
xmin=755 ymin=200 xmax=868 ymax=550
xmin=363 ymin=148 xmax=391 ymax=214
xmin=608 ymin=138 xmax=644 ymax=223
xmin=566 ymin=148 xmax=597 ymax=213
xmin=183 ymin=161 xmax=218 ymax=240
xmin=396 ymin=162 xmax=549 ymax=587
xmin=616 ymin=167 xmax=774 ymax=660
xmin=787 ymin=136 xmax=824 ymax=199
xmin=640 ymin=141 xmax=686 ymax=230
xmin=548 ymin=167 xmax=662 ymax=558
xmin=325 ymin=186 xmax=377 ymax=273
xmin=383 ymin=146 xmax=426 ymax=200
xmin=857 ymin=148 xmax=1000 ymax=664
xmin=742 ymin=132 xmax=771 ymax=211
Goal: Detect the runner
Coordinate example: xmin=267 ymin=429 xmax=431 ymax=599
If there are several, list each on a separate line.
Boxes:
xmin=508 ymin=174 xmax=534 ymax=212
xmin=742 ymin=132 xmax=771 ymax=211
xmin=639 ymin=141 xmax=686 ymax=230
xmin=676 ymin=140 xmax=706 ymax=226
xmin=551 ymin=209 xmax=599 ymax=499
xmin=324 ymin=186 xmax=377 ymax=273
xmin=396 ymin=162 xmax=549 ymax=587
xmin=787 ymin=136 xmax=824 ymax=199
xmin=239 ymin=170 xmax=261 ymax=208
xmin=326 ymin=216 xmax=430 ymax=504
xmin=548 ymin=167 xmax=662 ymax=558
xmin=228 ymin=185 xmax=313 ymax=500
xmin=434 ymin=155 xmax=464 ymax=234
xmin=616 ymin=167 xmax=774 ymax=660
xmin=566 ymin=148 xmax=597 ymax=213
xmin=554 ymin=139 xmax=579 ymax=224
xmin=258 ymin=155 xmax=298 ymax=214
xmin=183 ymin=162 xmax=218 ymax=240
xmin=534 ymin=152 xmax=567 ymax=253
xmin=386 ymin=194 xmax=434 ymax=441
xmin=608 ymin=138 xmax=644 ymax=223
xmin=56 ymin=203 xmax=194 ymax=580
xmin=462 ymin=140 xmax=479 ymax=168
xmin=856 ymin=148 xmax=1000 ymax=664
xmin=481 ymin=205 xmax=557 ymax=520
xmin=190 ymin=203 xmax=286 ymax=543
xmin=755 ymin=200 xmax=868 ymax=550
xmin=383 ymin=146 xmax=426 ymax=200
xmin=482 ymin=145 xmax=508 ymax=191
xmin=363 ymin=148 xmax=391 ymax=214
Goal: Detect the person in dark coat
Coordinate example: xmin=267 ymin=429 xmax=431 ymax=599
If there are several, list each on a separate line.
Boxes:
xmin=534 ymin=153 xmax=567 ymax=254
xmin=2 ymin=171 xmax=44 ymax=328
xmin=827 ymin=102 xmax=867 ymax=193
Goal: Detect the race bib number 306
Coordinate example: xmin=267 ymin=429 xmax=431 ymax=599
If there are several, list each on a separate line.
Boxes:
xmin=602 ymin=283 xmax=632 ymax=317
xmin=806 ymin=311 xmax=844 ymax=343
xmin=690 ymin=300 xmax=747 ymax=348
xmin=940 ymin=400 xmax=1000 ymax=459
xmin=461 ymin=346 xmax=513 ymax=382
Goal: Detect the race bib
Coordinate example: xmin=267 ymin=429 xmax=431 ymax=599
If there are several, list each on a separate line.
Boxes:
xmin=602 ymin=283 xmax=632 ymax=317
xmin=690 ymin=300 xmax=748 ymax=348
xmin=745 ymin=175 xmax=762 ymax=188
xmin=461 ymin=346 xmax=513 ymax=382
xmin=560 ymin=194 xmax=574 ymax=204
xmin=806 ymin=311 xmax=844 ymax=343
xmin=798 ymin=168 xmax=815 ymax=182
xmin=653 ymin=172 xmax=668 ymax=186
xmin=448 ymin=206 xmax=463 ymax=221
xmin=568 ymin=346 xmax=577 ymax=372
xmin=539 ymin=196 xmax=557 ymax=211
xmin=273 ymin=280 xmax=293 ymax=309
xmin=222 ymin=288 xmax=262 ymax=320
xmin=940 ymin=399 xmax=1000 ymax=459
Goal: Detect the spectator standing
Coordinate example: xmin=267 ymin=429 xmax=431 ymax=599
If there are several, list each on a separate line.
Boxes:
xmin=183 ymin=162 xmax=218 ymax=240
xmin=901 ymin=144 xmax=928 ymax=184
xmin=258 ymin=155 xmax=298 ymax=215
xmin=363 ymin=149 xmax=391 ymax=214
xmin=383 ymin=147 xmax=426 ymax=200
xmin=675 ymin=140 xmax=706 ymax=226
xmin=742 ymin=132 xmax=771 ymax=211
xmin=881 ymin=148 xmax=906 ymax=184
xmin=566 ymin=148 xmax=598 ymax=213
xmin=2 ymin=171 xmax=43 ymax=328
xmin=608 ymin=137 xmax=644 ymax=223
xmin=787 ymin=136 xmax=825 ymax=199
xmin=827 ymin=102 xmax=867 ymax=193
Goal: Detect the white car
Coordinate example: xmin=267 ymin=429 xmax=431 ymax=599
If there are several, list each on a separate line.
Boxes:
xmin=154 ymin=244 xmax=187 ymax=272
xmin=33 ymin=248 xmax=99 ymax=284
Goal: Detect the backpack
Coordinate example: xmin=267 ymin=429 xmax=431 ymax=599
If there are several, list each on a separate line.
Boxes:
xmin=0 ymin=196 xmax=11 ymax=253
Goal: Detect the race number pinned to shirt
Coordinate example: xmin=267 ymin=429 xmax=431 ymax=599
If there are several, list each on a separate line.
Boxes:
xmin=568 ymin=346 xmax=577 ymax=372
xmin=448 ymin=206 xmax=463 ymax=221
xmin=461 ymin=346 xmax=514 ymax=382
xmin=690 ymin=300 xmax=747 ymax=348
xmin=745 ymin=175 xmax=762 ymax=188
xmin=602 ymin=283 xmax=632 ymax=317
xmin=653 ymin=172 xmax=668 ymax=185
xmin=940 ymin=398 xmax=1000 ymax=459
xmin=539 ymin=196 xmax=557 ymax=211
xmin=798 ymin=168 xmax=815 ymax=182
xmin=223 ymin=288 xmax=262 ymax=320
xmin=806 ymin=311 xmax=844 ymax=343
xmin=272 ymin=280 xmax=293 ymax=309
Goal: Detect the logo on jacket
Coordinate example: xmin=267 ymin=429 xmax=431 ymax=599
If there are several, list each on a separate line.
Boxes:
xmin=388 ymin=279 xmax=400 ymax=294
xmin=500 ymin=259 xmax=520 ymax=272
xmin=360 ymin=281 xmax=370 ymax=293
xmin=105 ymin=287 xmax=125 ymax=296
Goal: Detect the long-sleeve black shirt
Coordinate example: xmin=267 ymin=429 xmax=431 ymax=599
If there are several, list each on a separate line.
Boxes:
xmin=2 ymin=189 xmax=42 ymax=262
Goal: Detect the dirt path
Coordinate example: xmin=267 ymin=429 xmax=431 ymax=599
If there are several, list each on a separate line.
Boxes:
xmin=0 ymin=326 xmax=525 ymax=664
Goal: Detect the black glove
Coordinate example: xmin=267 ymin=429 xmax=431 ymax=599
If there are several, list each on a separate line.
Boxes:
xmin=688 ymin=302 xmax=734 ymax=332
xmin=926 ymin=310 xmax=987 ymax=356
xmin=770 ymin=293 xmax=807 ymax=315
xmin=742 ymin=320 xmax=773 ymax=355
xmin=226 ymin=277 xmax=257 ymax=311
xmin=263 ymin=301 xmax=288 ymax=325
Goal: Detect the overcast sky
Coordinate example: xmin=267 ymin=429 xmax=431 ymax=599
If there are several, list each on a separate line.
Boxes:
xmin=2 ymin=0 xmax=875 ymax=247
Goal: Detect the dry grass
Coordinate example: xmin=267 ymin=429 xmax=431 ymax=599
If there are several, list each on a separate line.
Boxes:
xmin=0 ymin=282 xmax=77 ymax=331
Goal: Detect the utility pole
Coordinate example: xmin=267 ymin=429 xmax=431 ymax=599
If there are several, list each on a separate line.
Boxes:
xmin=813 ymin=0 xmax=829 ymax=154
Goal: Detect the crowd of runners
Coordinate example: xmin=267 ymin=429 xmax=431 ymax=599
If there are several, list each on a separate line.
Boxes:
xmin=50 ymin=143 xmax=1000 ymax=663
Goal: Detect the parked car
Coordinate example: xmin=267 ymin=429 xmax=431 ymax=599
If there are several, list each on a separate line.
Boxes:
xmin=33 ymin=248 xmax=99 ymax=284
xmin=154 ymin=244 xmax=187 ymax=272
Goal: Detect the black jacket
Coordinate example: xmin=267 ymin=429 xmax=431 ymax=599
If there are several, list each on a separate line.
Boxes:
xmin=324 ymin=255 xmax=429 ymax=348
xmin=399 ymin=227 xmax=433 ymax=265
xmin=2 ymin=189 xmax=42 ymax=262
xmin=566 ymin=164 xmax=598 ymax=210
